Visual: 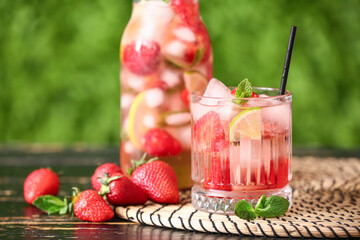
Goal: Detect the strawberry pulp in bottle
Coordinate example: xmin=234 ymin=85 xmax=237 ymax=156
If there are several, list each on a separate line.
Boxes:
xmin=120 ymin=0 xmax=213 ymax=189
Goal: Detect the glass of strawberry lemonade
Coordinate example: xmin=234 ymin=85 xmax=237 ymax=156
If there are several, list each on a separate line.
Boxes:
xmin=191 ymin=78 xmax=292 ymax=213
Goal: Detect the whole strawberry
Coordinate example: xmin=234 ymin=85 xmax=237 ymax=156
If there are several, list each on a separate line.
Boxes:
xmin=143 ymin=128 xmax=182 ymax=157
xmin=24 ymin=168 xmax=59 ymax=205
xmin=73 ymin=189 xmax=114 ymax=222
xmin=99 ymin=172 xmax=148 ymax=206
xmin=91 ymin=163 xmax=123 ymax=192
xmin=130 ymin=156 xmax=179 ymax=204
xmin=123 ymin=40 xmax=161 ymax=76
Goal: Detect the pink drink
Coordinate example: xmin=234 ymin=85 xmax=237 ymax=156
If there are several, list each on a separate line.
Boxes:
xmin=191 ymin=86 xmax=292 ymax=213
xmin=120 ymin=0 xmax=212 ymax=189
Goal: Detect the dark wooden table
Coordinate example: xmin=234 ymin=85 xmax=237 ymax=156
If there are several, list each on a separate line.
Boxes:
xmin=0 ymin=146 xmax=359 ymax=240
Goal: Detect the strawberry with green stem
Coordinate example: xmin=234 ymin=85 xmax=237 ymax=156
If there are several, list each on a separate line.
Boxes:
xmin=33 ymin=187 xmax=114 ymax=222
xmin=91 ymin=163 xmax=123 ymax=192
xmin=129 ymin=154 xmax=179 ymax=204
xmin=99 ymin=172 xmax=148 ymax=206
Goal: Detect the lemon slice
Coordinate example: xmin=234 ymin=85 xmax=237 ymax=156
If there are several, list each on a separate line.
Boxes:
xmin=184 ymin=70 xmax=208 ymax=93
xmin=128 ymin=91 xmax=159 ymax=149
xmin=229 ymin=108 xmax=262 ymax=141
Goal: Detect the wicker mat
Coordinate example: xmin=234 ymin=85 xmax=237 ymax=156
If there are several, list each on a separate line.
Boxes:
xmin=116 ymin=157 xmax=360 ymax=238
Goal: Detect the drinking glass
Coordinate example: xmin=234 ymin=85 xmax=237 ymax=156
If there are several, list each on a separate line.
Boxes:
xmin=191 ymin=87 xmax=292 ymax=213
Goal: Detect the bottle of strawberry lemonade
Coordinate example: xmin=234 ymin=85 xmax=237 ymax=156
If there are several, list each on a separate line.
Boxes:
xmin=120 ymin=0 xmax=213 ymax=189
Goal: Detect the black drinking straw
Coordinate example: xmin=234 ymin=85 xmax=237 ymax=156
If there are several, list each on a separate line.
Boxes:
xmin=279 ymin=25 xmax=297 ymax=95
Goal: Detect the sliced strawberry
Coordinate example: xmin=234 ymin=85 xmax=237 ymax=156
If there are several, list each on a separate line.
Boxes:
xmin=230 ymin=89 xmax=237 ymax=95
xmin=123 ymin=40 xmax=161 ymax=76
xmin=171 ymin=0 xmax=200 ymax=28
xmin=143 ymin=128 xmax=182 ymax=157
xmin=203 ymin=155 xmax=231 ymax=191
xmin=251 ymin=92 xmax=259 ymax=98
xmin=196 ymin=21 xmax=212 ymax=63
xmin=180 ymin=89 xmax=190 ymax=106
xmin=193 ymin=111 xmax=225 ymax=152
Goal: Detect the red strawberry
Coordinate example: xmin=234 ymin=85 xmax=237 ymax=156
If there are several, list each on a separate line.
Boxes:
xmin=193 ymin=111 xmax=225 ymax=152
xmin=171 ymin=0 xmax=200 ymax=27
xmin=251 ymin=92 xmax=259 ymax=98
xmin=203 ymin=155 xmax=231 ymax=191
xmin=180 ymin=88 xmax=190 ymax=106
xmin=130 ymin=157 xmax=179 ymax=204
xmin=123 ymin=40 xmax=161 ymax=76
xmin=99 ymin=172 xmax=148 ymax=206
xmin=73 ymin=189 xmax=114 ymax=222
xmin=230 ymin=88 xmax=237 ymax=95
xmin=23 ymin=168 xmax=59 ymax=205
xmin=143 ymin=128 xmax=182 ymax=157
xmin=91 ymin=163 xmax=123 ymax=192
xmin=197 ymin=21 xmax=212 ymax=63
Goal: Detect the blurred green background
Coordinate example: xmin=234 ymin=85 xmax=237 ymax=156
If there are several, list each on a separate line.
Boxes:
xmin=1 ymin=0 xmax=359 ymax=149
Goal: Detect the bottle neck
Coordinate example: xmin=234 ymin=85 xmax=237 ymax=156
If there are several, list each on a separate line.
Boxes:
xmin=132 ymin=0 xmax=200 ymax=27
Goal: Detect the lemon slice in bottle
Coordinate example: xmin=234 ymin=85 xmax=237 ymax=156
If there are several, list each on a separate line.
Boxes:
xmin=229 ymin=108 xmax=262 ymax=141
xmin=128 ymin=91 xmax=160 ymax=149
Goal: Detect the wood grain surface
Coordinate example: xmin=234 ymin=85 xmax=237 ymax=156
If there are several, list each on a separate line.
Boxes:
xmin=0 ymin=147 xmax=271 ymax=240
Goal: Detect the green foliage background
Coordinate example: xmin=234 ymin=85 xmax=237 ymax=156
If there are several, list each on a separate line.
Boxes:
xmin=1 ymin=0 xmax=359 ymax=149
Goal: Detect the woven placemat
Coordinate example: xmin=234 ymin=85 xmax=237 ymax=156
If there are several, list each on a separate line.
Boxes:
xmin=116 ymin=157 xmax=360 ymax=238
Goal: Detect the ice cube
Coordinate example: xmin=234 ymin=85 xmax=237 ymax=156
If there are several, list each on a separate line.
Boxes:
xmin=200 ymin=78 xmax=231 ymax=106
xmin=121 ymin=93 xmax=135 ymax=109
xmin=161 ymin=69 xmax=181 ymax=88
xmin=145 ymin=88 xmax=164 ymax=108
xmin=173 ymin=27 xmax=196 ymax=43
xmin=261 ymin=101 xmax=291 ymax=130
xmin=203 ymin=78 xmax=231 ymax=98
xmin=246 ymin=94 xmax=276 ymax=108
xmin=143 ymin=114 xmax=157 ymax=128
xmin=191 ymin=79 xmax=231 ymax=120
xmin=217 ymin=102 xmax=240 ymax=121
xmin=191 ymin=102 xmax=213 ymax=122
xmin=163 ymin=41 xmax=187 ymax=59
xmin=124 ymin=141 xmax=137 ymax=154
xmin=166 ymin=125 xmax=191 ymax=150
xmin=138 ymin=1 xmax=175 ymax=40
xmin=165 ymin=112 xmax=191 ymax=126
xmin=125 ymin=72 xmax=146 ymax=91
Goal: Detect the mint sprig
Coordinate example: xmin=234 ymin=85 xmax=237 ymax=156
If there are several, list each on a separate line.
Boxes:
xmin=33 ymin=195 xmax=71 ymax=215
xmin=234 ymin=195 xmax=289 ymax=220
xmin=255 ymin=195 xmax=289 ymax=218
xmin=235 ymin=78 xmax=253 ymax=99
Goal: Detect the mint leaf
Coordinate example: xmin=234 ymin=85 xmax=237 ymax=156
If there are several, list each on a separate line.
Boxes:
xmin=235 ymin=78 xmax=253 ymax=99
xmin=33 ymin=195 xmax=68 ymax=215
xmin=234 ymin=200 xmax=257 ymax=220
xmin=255 ymin=195 xmax=289 ymax=218
xmin=255 ymin=195 xmax=267 ymax=210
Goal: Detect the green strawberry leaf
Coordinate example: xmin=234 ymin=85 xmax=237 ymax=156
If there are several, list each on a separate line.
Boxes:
xmin=33 ymin=195 xmax=67 ymax=215
xmin=235 ymin=78 xmax=253 ymax=99
xmin=255 ymin=195 xmax=289 ymax=218
xmin=128 ymin=153 xmax=158 ymax=176
xmin=234 ymin=200 xmax=257 ymax=220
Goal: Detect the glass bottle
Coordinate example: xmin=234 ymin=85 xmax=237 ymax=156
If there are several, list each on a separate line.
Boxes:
xmin=120 ymin=0 xmax=213 ymax=189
